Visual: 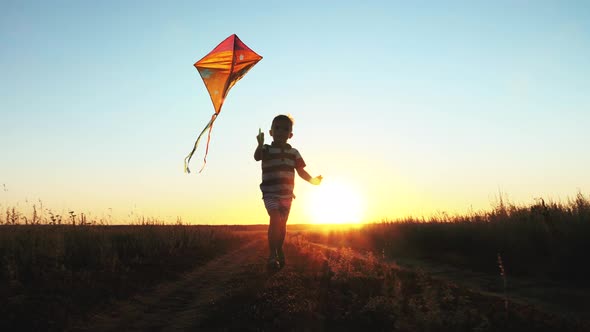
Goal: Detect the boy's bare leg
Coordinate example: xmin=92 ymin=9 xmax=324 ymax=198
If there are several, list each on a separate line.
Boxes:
xmin=267 ymin=223 xmax=276 ymax=256
xmin=277 ymin=208 xmax=290 ymax=250
xmin=276 ymin=208 xmax=290 ymax=267
xmin=267 ymin=210 xmax=282 ymax=265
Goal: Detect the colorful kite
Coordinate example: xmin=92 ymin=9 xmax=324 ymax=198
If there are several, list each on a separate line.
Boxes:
xmin=184 ymin=34 xmax=262 ymax=173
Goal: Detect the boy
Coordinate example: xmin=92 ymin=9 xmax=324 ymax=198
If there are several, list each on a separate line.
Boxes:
xmin=254 ymin=115 xmax=322 ymax=269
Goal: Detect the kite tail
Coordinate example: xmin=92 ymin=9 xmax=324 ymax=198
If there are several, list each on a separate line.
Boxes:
xmin=198 ymin=116 xmax=216 ymax=173
xmin=184 ymin=113 xmax=218 ymax=173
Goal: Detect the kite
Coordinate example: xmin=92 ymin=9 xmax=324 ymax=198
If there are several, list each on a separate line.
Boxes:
xmin=184 ymin=34 xmax=263 ymax=173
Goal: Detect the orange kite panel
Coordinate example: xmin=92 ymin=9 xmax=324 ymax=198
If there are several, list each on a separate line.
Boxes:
xmin=194 ymin=34 xmax=263 ymax=114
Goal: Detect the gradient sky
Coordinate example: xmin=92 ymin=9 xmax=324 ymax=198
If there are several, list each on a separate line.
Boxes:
xmin=2 ymin=1 xmax=589 ymax=224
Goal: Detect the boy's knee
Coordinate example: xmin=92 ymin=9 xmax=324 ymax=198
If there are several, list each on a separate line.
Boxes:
xmin=268 ymin=210 xmax=282 ymax=223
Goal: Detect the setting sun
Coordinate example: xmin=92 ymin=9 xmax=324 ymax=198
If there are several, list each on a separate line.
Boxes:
xmin=305 ymin=179 xmax=366 ymax=224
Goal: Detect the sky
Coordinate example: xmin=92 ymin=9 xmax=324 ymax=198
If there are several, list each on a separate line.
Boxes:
xmin=1 ymin=0 xmax=589 ymax=225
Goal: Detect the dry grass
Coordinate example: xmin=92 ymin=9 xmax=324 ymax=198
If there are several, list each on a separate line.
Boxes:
xmin=0 ymin=224 xmax=252 ymax=331
xmin=204 ymin=236 xmax=587 ymax=331
xmin=304 ymin=192 xmax=590 ymax=283
xmin=1 ymin=192 xmax=589 ymax=331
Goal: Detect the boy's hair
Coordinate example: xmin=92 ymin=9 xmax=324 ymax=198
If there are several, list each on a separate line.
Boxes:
xmin=272 ymin=114 xmax=294 ymax=129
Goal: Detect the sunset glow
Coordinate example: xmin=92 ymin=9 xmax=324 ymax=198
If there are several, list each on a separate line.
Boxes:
xmin=306 ymin=179 xmax=365 ymax=224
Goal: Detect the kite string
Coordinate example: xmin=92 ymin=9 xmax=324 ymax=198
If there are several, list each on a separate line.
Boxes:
xmin=184 ymin=113 xmax=218 ymax=173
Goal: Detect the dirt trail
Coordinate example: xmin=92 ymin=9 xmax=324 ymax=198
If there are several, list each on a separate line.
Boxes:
xmin=70 ymin=238 xmax=270 ymax=332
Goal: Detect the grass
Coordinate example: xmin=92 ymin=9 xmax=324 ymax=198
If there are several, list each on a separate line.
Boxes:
xmin=303 ymin=192 xmax=590 ymax=283
xmin=1 ymin=191 xmax=589 ymax=331
xmin=201 ymin=236 xmax=587 ymax=331
xmin=0 ymin=224 xmax=252 ymax=331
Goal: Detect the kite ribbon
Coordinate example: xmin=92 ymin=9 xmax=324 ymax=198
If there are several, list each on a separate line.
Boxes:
xmin=184 ymin=112 xmax=218 ymax=173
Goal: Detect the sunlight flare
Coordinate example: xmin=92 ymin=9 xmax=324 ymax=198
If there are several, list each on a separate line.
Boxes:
xmin=305 ymin=178 xmax=365 ymax=224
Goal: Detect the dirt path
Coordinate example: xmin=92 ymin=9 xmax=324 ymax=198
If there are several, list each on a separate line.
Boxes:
xmin=69 ymin=236 xmax=588 ymax=331
xmin=70 ymin=238 xmax=271 ymax=331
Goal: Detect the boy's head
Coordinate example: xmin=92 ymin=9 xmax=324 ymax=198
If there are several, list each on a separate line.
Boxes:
xmin=272 ymin=114 xmax=293 ymax=129
xmin=270 ymin=114 xmax=294 ymax=143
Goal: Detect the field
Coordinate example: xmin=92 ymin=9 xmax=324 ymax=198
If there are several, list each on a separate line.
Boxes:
xmin=1 ymin=194 xmax=589 ymax=331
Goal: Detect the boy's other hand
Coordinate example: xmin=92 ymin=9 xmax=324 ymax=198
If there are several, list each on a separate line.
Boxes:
xmin=256 ymin=128 xmax=264 ymax=146
xmin=310 ymin=175 xmax=323 ymax=185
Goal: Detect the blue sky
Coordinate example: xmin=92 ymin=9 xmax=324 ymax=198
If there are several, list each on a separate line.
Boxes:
xmin=1 ymin=1 xmax=589 ymax=224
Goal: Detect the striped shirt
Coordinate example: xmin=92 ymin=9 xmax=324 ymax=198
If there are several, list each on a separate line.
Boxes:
xmin=259 ymin=142 xmax=306 ymax=199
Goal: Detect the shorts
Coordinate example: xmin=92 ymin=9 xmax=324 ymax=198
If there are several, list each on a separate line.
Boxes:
xmin=263 ymin=196 xmax=293 ymax=215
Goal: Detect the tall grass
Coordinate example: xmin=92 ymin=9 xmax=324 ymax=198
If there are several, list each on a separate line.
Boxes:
xmin=304 ymin=192 xmax=590 ymax=283
xmin=0 ymin=224 xmax=250 ymax=331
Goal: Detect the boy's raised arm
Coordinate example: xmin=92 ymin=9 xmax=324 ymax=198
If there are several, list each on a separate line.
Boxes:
xmin=254 ymin=145 xmax=264 ymax=161
xmin=254 ymin=128 xmax=264 ymax=161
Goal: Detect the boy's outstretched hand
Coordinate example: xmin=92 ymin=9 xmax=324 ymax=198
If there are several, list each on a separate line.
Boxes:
xmin=310 ymin=175 xmax=323 ymax=185
xmin=256 ymin=128 xmax=264 ymax=146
